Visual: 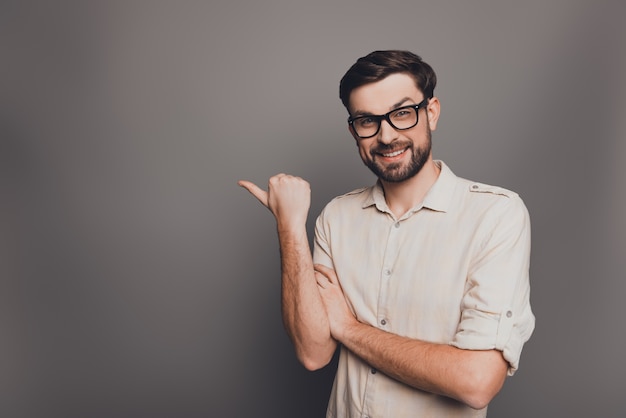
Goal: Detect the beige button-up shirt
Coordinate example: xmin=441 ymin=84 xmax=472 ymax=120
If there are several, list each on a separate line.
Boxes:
xmin=313 ymin=161 xmax=534 ymax=418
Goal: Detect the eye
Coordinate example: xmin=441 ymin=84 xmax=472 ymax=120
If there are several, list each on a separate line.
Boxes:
xmin=391 ymin=108 xmax=413 ymax=119
xmin=356 ymin=117 xmax=376 ymax=127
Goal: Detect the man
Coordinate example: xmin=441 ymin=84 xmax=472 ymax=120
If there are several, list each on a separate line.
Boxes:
xmin=239 ymin=50 xmax=534 ymax=417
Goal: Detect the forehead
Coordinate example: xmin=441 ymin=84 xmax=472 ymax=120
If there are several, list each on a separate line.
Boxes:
xmin=349 ymin=73 xmax=422 ymax=115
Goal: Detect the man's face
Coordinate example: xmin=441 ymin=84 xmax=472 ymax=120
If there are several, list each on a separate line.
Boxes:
xmin=348 ymin=73 xmax=440 ymax=183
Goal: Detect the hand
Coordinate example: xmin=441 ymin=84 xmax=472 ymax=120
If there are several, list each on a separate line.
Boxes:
xmin=314 ymin=264 xmax=357 ymax=341
xmin=238 ymin=174 xmax=311 ymax=230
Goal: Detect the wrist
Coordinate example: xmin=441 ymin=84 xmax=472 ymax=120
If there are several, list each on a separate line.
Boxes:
xmin=276 ymin=218 xmax=307 ymax=235
xmin=334 ymin=315 xmax=360 ymax=344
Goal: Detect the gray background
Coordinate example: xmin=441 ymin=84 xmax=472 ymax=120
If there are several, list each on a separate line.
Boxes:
xmin=2 ymin=0 xmax=625 ymax=417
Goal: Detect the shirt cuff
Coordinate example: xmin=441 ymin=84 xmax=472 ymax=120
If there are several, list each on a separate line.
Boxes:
xmin=450 ymin=306 xmax=534 ymax=376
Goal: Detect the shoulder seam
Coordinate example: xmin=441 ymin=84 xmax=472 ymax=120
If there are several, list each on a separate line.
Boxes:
xmin=334 ymin=186 xmax=369 ymax=199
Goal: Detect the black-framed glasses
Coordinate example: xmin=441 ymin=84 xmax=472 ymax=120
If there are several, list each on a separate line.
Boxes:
xmin=348 ymin=97 xmax=430 ymax=139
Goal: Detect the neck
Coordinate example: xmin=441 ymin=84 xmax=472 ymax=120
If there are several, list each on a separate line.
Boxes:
xmin=380 ymin=158 xmax=441 ymax=219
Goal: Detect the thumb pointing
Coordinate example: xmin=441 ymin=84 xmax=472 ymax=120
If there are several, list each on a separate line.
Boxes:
xmin=238 ymin=180 xmax=269 ymax=208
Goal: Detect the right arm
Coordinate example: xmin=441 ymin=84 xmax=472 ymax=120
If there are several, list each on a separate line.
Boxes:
xmin=238 ymin=174 xmax=337 ymax=370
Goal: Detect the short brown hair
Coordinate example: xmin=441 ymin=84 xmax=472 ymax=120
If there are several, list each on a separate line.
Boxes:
xmin=339 ymin=50 xmax=437 ymax=111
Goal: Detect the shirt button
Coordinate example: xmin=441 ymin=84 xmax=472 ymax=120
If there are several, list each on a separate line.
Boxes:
xmin=371 ymin=368 xmax=377 ymax=374
xmin=380 ymin=319 xmax=387 ymax=325
xmin=394 ymin=222 xmax=400 ymax=228
xmin=384 ymin=269 xmax=391 ymax=276
xmin=472 ymin=184 xmax=479 ymax=189
xmin=506 ymin=311 xmax=513 ymax=318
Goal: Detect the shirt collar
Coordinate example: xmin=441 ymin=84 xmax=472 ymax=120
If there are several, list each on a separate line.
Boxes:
xmin=362 ymin=160 xmax=457 ymax=214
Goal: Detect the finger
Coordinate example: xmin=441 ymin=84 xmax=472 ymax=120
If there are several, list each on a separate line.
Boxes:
xmin=238 ymin=180 xmax=269 ymax=208
xmin=314 ymin=271 xmax=328 ymax=289
xmin=314 ymin=264 xmax=338 ymax=285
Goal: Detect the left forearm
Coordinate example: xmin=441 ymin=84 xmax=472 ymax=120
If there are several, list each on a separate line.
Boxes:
xmin=338 ymin=320 xmax=507 ymax=409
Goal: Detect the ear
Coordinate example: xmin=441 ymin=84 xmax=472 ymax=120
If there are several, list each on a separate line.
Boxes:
xmin=426 ymin=97 xmax=441 ymax=131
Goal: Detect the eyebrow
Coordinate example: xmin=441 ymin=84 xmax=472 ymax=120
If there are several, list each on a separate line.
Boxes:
xmin=352 ymin=97 xmax=415 ymax=118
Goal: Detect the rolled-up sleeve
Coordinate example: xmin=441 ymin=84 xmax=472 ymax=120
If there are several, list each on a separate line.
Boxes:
xmin=451 ymin=195 xmax=535 ymax=375
xmin=313 ymin=207 xmax=333 ymax=268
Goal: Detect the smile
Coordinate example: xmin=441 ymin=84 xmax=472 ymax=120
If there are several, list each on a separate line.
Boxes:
xmin=380 ymin=148 xmax=407 ymax=158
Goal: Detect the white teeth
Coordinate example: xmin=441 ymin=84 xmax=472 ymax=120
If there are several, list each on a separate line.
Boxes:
xmin=382 ymin=149 xmax=405 ymax=157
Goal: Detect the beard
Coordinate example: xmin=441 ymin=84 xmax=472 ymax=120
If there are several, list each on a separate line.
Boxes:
xmin=362 ymin=126 xmax=432 ymax=183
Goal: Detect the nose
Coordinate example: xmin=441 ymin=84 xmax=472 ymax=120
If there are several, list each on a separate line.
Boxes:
xmin=378 ymin=119 xmax=399 ymax=144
